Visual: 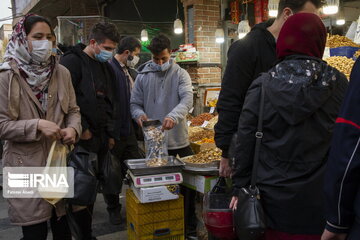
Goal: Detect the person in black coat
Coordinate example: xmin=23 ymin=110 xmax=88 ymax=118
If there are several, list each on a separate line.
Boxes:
xmin=60 ymin=22 xmax=120 ymax=238
xmin=106 ymin=36 xmax=143 ymax=224
xmin=215 ymin=0 xmax=326 ymax=177
xmin=322 ymin=58 xmax=360 ymax=240
xmin=230 ymin=13 xmax=348 ymax=239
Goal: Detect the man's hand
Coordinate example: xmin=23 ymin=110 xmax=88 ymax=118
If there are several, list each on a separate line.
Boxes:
xmin=321 ymin=229 xmax=347 ymax=240
xmin=229 ymin=196 xmax=238 ymax=210
xmin=38 ymin=119 xmax=62 ymax=140
xmin=80 ymin=129 xmax=92 ymax=140
xmin=137 ymin=115 xmax=148 ymax=127
xmin=162 ymin=117 xmax=175 ymax=130
xmin=60 ymin=128 xmax=77 ymax=145
xmin=219 ymin=157 xmax=232 ymax=177
xmin=109 ymin=138 xmax=115 ymax=150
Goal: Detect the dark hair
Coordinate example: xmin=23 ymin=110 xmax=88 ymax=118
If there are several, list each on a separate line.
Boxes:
xmin=24 ymin=15 xmax=52 ymax=35
xmin=116 ymin=36 xmax=141 ymax=54
xmin=277 ymin=0 xmax=326 ymax=17
xmin=88 ymin=22 xmax=120 ymax=44
xmin=147 ymin=34 xmax=171 ymax=55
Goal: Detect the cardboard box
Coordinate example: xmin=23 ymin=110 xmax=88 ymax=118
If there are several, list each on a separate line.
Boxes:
xmin=131 ymin=185 xmax=179 ymax=203
xmin=182 ymin=172 xmax=218 ymax=194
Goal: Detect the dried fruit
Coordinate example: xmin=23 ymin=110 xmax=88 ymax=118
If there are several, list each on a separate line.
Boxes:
xmin=195 ymin=138 xmax=215 ymax=144
xmin=190 ymin=113 xmax=215 ymax=126
xmin=189 ymin=127 xmax=214 ymax=142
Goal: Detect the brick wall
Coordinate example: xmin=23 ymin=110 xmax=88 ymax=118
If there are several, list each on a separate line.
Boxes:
xmin=185 ymin=66 xmax=222 ymax=84
xmin=182 ymin=0 xmax=222 ymax=84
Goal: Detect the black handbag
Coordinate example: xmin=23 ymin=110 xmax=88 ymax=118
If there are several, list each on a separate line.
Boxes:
xmin=101 ymin=150 xmax=123 ymax=194
xmin=234 ymin=85 xmax=267 ymax=240
xmin=67 ymin=145 xmax=98 ymax=206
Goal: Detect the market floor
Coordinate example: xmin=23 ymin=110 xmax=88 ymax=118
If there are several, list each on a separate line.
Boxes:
xmin=0 ymin=161 xmax=128 ymax=240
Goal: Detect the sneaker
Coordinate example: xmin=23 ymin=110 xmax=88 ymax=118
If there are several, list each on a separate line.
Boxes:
xmin=107 ymin=205 xmax=122 ymax=225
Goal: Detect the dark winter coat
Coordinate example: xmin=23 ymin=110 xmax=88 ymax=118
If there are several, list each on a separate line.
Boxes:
xmin=215 ymin=20 xmax=276 ymax=158
xmin=60 ymin=44 xmax=116 ymax=137
xmin=324 ymin=58 xmax=360 ymax=237
xmin=232 ymin=55 xmax=348 ymax=234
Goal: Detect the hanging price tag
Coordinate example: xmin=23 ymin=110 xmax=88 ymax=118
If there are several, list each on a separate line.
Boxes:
xmin=201 ymin=121 xmax=209 ymax=128
xmin=187 ymin=121 xmax=192 ymax=127
xmin=189 ymin=107 xmax=194 ymax=113
xmin=209 ymin=107 xmax=215 ymax=114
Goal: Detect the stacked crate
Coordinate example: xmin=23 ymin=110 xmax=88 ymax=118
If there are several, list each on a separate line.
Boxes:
xmin=126 ymin=189 xmax=185 ymax=240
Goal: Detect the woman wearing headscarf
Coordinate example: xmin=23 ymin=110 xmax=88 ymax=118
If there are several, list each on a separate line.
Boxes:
xmin=230 ymin=13 xmax=348 ymax=239
xmin=0 ymin=14 xmax=81 ymax=239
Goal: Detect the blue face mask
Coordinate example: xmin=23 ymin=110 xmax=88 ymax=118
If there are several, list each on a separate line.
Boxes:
xmin=95 ymin=49 xmax=113 ymax=62
xmin=159 ymin=61 xmax=171 ymax=71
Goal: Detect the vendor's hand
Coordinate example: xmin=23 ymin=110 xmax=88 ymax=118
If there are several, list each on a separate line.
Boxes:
xmin=137 ymin=115 xmax=148 ymax=127
xmin=219 ymin=157 xmax=232 ymax=177
xmin=80 ymin=129 xmax=92 ymax=140
xmin=60 ymin=127 xmax=77 ymax=145
xmin=109 ymin=138 xmax=115 ymax=150
xmin=162 ymin=117 xmax=175 ymax=131
xmin=321 ymin=229 xmax=347 ymax=240
xmin=229 ymin=196 xmax=238 ymax=211
xmin=38 ymin=119 xmax=62 ymax=140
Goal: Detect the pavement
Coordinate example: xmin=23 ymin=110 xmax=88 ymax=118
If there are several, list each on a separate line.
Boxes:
xmin=0 ymin=160 xmax=129 ymax=240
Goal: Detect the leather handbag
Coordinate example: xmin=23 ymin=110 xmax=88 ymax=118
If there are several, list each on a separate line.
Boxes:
xmin=234 ymin=84 xmax=267 ymax=240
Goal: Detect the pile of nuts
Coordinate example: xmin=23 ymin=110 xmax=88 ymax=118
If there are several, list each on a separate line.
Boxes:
xmin=354 ymin=49 xmax=360 ymax=59
xmin=146 ymin=158 xmax=168 ymax=167
xmin=190 ymin=113 xmax=215 ymax=126
xmin=189 ymin=127 xmax=214 ymax=142
xmin=183 ymin=148 xmax=222 ymax=164
xmin=326 ymin=35 xmax=360 ymax=48
xmin=325 ymin=56 xmax=355 ymax=79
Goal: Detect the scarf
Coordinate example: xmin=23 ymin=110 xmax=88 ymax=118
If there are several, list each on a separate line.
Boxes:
xmin=276 ymin=13 xmax=326 ymax=59
xmin=1 ymin=14 xmax=55 ymax=96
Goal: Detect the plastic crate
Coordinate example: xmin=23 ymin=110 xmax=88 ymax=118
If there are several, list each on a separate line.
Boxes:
xmin=330 ymin=46 xmax=360 ymax=58
xmin=126 ymin=189 xmax=185 ymax=240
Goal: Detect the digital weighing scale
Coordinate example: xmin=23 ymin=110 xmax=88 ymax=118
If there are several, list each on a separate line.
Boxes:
xmin=128 ymin=171 xmax=183 ymax=188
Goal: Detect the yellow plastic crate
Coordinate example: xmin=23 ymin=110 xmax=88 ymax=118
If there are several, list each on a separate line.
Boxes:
xmin=126 ymin=190 xmax=184 ymax=225
xmin=126 ymin=189 xmax=185 ymax=240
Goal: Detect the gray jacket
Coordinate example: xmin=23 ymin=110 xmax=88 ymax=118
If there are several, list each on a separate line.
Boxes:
xmin=130 ymin=59 xmax=193 ymax=150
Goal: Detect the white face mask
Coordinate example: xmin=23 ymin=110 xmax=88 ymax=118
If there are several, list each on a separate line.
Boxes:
xmin=30 ymin=40 xmax=52 ymax=63
xmin=126 ymin=55 xmax=140 ymax=68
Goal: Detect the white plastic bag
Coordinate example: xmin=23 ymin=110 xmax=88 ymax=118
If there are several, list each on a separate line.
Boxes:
xmin=38 ymin=141 xmax=69 ymax=205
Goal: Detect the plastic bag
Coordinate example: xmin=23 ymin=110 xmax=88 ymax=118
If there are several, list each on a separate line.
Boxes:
xmin=101 ymin=151 xmax=122 ymax=194
xmin=142 ymin=120 xmax=168 ymax=165
xmin=67 ymin=145 xmax=98 ymax=206
xmin=38 ymin=141 xmax=69 ymax=205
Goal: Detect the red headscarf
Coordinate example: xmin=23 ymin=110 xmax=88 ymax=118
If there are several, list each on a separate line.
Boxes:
xmin=276 ymin=13 xmax=326 ymax=59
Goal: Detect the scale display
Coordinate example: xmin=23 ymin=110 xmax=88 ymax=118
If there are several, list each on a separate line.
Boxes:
xmin=129 ymin=172 xmax=183 ymax=188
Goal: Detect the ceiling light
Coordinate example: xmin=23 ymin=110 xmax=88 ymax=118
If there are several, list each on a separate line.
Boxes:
xmin=141 ymin=29 xmax=148 ymax=42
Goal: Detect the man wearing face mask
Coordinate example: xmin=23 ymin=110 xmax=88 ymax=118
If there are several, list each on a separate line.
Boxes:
xmin=130 ymin=34 xmax=196 ymax=238
xmin=106 ymin=36 xmax=143 ymax=224
xmin=60 ymin=22 xmax=120 ymax=238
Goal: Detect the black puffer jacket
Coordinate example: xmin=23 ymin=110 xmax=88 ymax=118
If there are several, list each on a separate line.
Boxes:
xmin=232 ymin=56 xmax=348 ymax=234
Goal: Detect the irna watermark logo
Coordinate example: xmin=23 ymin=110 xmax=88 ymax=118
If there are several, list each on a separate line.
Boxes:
xmin=3 ymin=167 xmax=74 ymax=199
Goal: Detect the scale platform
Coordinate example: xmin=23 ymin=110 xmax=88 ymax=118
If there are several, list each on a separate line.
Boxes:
xmin=128 ymin=171 xmax=183 ymax=188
